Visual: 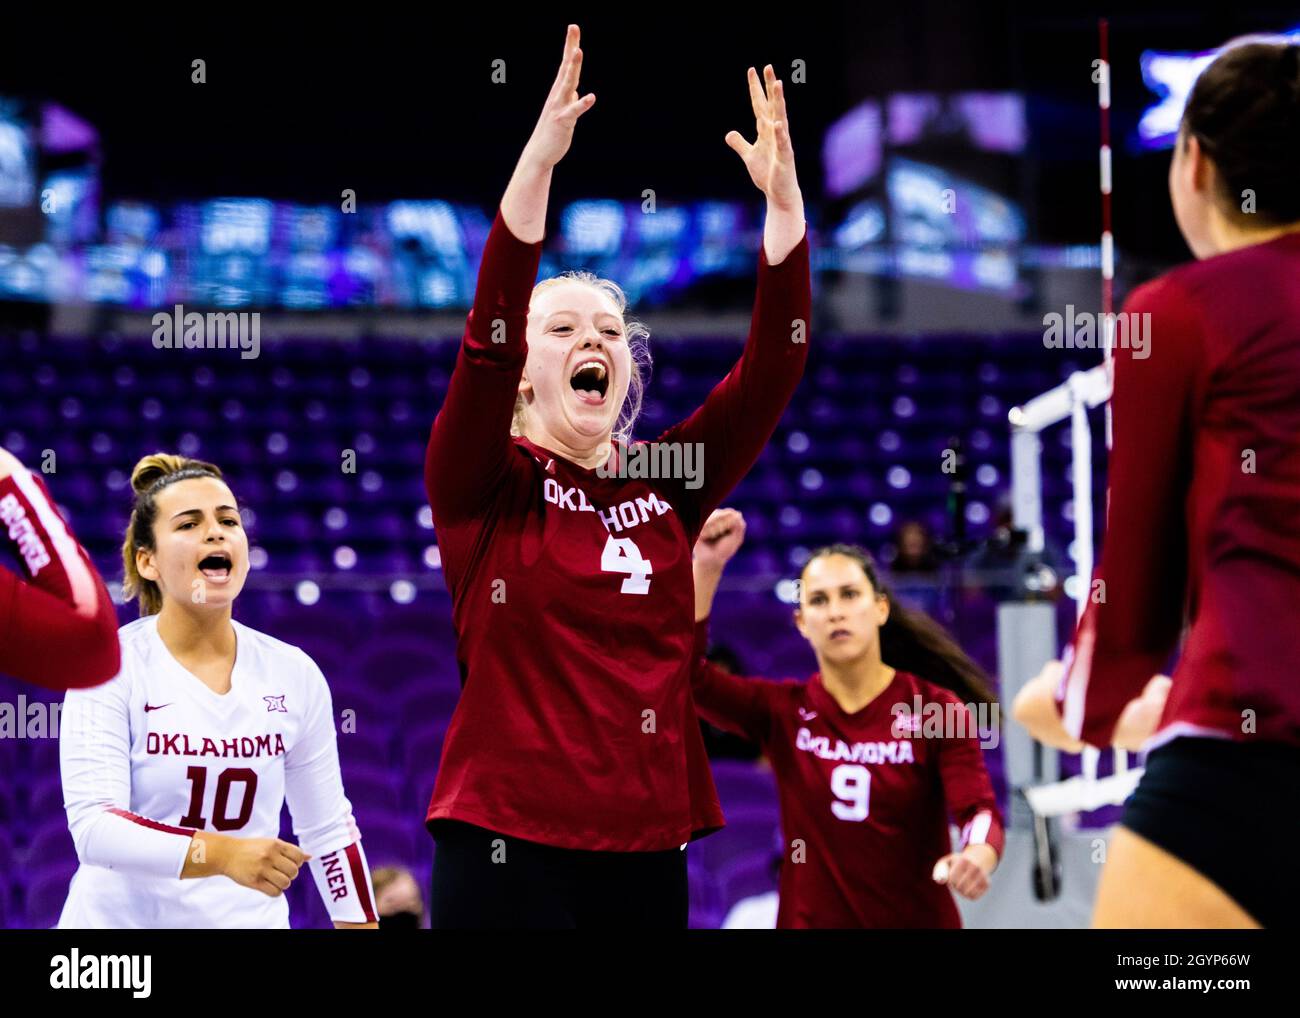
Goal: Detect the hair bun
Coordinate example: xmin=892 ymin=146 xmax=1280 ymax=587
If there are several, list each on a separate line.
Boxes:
xmin=129 ymin=453 xmax=216 ymax=494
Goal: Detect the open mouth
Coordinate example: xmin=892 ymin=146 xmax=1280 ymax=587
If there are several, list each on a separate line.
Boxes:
xmin=569 ymin=359 xmax=609 ymax=406
xmin=198 ymin=551 xmax=233 ymax=582
xmin=830 ymin=629 xmax=852 ymax=640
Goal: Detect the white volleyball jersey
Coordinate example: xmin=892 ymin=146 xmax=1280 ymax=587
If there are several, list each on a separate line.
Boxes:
xmin=57 ymin=615 xmax=376 ymax=929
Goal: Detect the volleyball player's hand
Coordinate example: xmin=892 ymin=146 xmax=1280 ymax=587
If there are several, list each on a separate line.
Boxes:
xmin=725 ymin=65 xmax=801 ymax=211
xmin=1112 ymin=674 xmax=1172 ymax=752
xmin=694 ymin=508 xmax=747 ymax=572
xmin=522 ymin=24 xmax=596 ymax=171
xmin=932 ymin=844 xmax=996 ymax=900
xmin=215 ymin=835 xmax=311 ymax=897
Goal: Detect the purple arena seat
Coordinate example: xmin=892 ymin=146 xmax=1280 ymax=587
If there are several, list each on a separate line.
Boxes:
xmin=716 ymin=848 xmax=780 ymax=911
xmin=362 ymin=816 xmax=427 ymax=870
xmin=22 ymin=820 xmax=78 ymax=873
xmin=690 ymin=804 xmax=780 ymax=874
xmin=710 ymin=761 xmax=779 ymax=810
xmin=21 ymin=862 xmax=77 ymax=929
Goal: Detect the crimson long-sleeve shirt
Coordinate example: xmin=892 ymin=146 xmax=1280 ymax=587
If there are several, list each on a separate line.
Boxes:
xmin=423 ymin=207 xmax=811 ymax=851
xmin=692 ymin=618 xmax=1004 ymax=929
xmin=0 ymin=465 xmax=120 ymax=689
xmin=1060 ymin=230 xmax=1300 ymax=749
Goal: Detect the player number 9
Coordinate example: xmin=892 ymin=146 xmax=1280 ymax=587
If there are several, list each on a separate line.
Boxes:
xmin=830 ymin=764 xmax=871 ymax=822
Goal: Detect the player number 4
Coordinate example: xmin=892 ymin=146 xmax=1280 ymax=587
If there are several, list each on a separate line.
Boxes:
xmin=601 ymin=535 xmax=652 ymax=595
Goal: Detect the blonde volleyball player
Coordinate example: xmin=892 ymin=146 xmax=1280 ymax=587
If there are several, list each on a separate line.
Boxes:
xmin=692 ymin=509 xmax=1003 ymax=928
xmin=423 ymin=24 xmax=809 ymax=927
xmin=57 ymin=454 xmax=377 ymax=928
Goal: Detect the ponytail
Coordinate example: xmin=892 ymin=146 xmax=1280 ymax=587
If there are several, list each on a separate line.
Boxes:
xmin=1182 ymin=40 xmax=1300 ymax=226
xmin=122 ymin=453 xmax=224 ymax=616
xmin=801 ymin=544 xmax=997 ymax=706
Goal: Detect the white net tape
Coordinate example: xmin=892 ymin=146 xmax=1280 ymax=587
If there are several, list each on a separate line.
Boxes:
xmin=1011 ymin=365 xmax=1142 ymax=817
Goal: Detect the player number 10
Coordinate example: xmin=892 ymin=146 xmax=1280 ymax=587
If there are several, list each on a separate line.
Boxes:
xmin=180 ymin=765 xmax=258 ymax=830
xmin=830 ymin=764 xmax=871 ymax=821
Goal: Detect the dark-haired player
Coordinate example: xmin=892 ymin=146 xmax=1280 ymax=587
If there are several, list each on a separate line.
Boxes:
xmin=1025 ymin=39 xmax=1300 ymax=929
xmin=692 ymin=509 xmax=1003 ymax=928
xmin=58 ymin=453 xmax=376 ymax=928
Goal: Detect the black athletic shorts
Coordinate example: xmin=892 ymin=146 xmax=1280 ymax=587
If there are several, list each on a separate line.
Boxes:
xmin=1121 ymin=735 xmax=1299 ymax=929
xmin=429 ymin=819 xmax=689 ymax=929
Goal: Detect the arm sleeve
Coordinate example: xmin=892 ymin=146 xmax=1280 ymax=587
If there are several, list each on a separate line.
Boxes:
xmin=60 ymin=675 xmax=196 ymax=878
xmin=0 ymin=467 xmax=120 ymax=690
xmin=933 ymin=691 xmax=1005 ymax=859
xmin=689 ymin=616 xmax=780 ymax=746
xmin=1057 ymin=279 xmax=1199 ymax=747
xmin=423 ymin=206 xmax=545 ymax=525
xmin=657 ymin=228 xmax=812 ymax=538
xmin=284 ymin=654 xmax=377 ymax=924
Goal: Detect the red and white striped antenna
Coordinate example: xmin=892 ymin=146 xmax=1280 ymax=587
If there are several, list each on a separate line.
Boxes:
xmin=1098 ymin=17 xmax=1114 ymax=448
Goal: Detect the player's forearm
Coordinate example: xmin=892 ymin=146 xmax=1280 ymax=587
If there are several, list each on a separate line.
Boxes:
xmin=674 ymin=215 xmax=810 ymax=512
xmin=693 ymin=563 xmax=724 ymax=622
xmin=963 ymin=840 xmax=1000 ymax=875
xmin=500 ymin=155 xmax=552 ymax=245
xmin=427 ymin=201 xmax=544 ymax=518
xmin=67 ymin=808 xmax=196 ymax=879
xmin=1012 ymin=668 xmax=1085 ymax=753
xmin=180 ymin=830 xmax=232 ymax=880
xmin=763 ymin=192 xmax=806 ymax=266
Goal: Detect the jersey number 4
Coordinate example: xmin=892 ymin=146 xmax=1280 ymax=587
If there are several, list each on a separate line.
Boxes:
xmin=830 ymin=764 xmax=871 ymax=822
xmin=180 ymin=766 xmax=258 ymax=831
xmin=601 ymin=535 xmax=652 ymax=595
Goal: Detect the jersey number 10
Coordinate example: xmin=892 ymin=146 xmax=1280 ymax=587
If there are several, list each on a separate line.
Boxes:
xmin=180 ymin=766 xmax=259 ymax=830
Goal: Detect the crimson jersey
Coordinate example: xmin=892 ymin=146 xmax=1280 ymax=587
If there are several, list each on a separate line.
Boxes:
xmin=693 ymin=619 xmax=1004 ymax=928
xmin=423 ymin=207 xmax=811 ymax=851
xmin=0 ymin=465 xmax=119 ymax=690
xmin=1059 ymin=231 xmax=1300 ymax=749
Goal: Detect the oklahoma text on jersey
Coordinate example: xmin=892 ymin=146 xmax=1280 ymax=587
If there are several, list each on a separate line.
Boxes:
xmin=795 ymin=727 xmax=917 ymax=765
xmin=145 ymin=732 xmax=287 ymax=758
xmin=542 ymin=476 xmax=674 ymax=534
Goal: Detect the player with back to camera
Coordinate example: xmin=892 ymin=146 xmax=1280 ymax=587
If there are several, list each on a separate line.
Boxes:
xmin=0 ymin=447 xmax=119 ymax=690
xmin=1014 ymin=38 xmax=1300 ymax=929
xmin=57 ymin=454 xmax=377 ymax=928
xmin=422 ymin=24 xmax=811 ymax=928
xmin=692 ymin=508 xmax=1004 ymax=928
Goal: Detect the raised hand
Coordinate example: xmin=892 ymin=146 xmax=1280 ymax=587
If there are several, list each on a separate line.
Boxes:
xmin=694 ymin=508 xmax=747 ymax=572
xmin=523 ymin=24 xmax=596 ymax=171
xmin=725 ymin=65 xmax=801 ymax=212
